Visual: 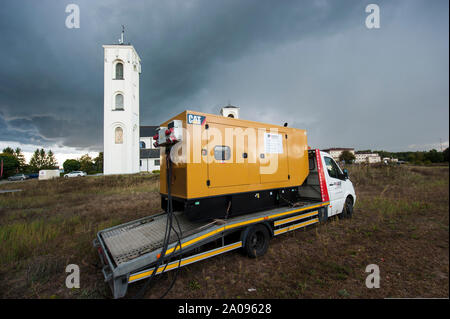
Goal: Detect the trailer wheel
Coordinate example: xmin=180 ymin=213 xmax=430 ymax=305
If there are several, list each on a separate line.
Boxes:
xmin=339 ymin=196 xmax=354 ymax=219
xmin=243 ymin=224 xmax=270 ymax=258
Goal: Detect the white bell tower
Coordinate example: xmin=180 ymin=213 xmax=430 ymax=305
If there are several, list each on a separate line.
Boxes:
xmin=103 ymin=32 xmax=141 ymax=175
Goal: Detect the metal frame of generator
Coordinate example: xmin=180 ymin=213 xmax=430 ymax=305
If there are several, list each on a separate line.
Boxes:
xmin=156 ymin=110 xmax=309 ymax=222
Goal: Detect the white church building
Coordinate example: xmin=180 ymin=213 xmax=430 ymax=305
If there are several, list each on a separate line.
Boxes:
xmin=103 ymin=40 xmax=160 ymax=175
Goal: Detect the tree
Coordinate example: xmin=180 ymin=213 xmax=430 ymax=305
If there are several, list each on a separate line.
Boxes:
xmin=94 ymin=152 xmax=103 ymax=173
xmin=424 ymin=149 xmax=444 ymax=163
xmin=29 ymin=149 xmax=42 ymax=172
xmin=339 ymin=150 xmax=356 ymax=163
xmin=45 ymin=150 xmax=58 ymax=169
xmin=79 ymin=154 xmax=94 ymax=173
xmin=29 ymin=148 xmax=57 ymax=171
xmin=444 ymin=147 xmax=449 ymax=162
xmin=63 ymin=159 xmax=81 ymax=173
xmin=407 ymin=153 xmax=416 ymax=163
xmin=0 ymin=153 xmax=19 ymax=178
xmin=14 ymin=148 xmax=26 ymax=171
xmin=2 ymin=147 xmax=15 ymax=155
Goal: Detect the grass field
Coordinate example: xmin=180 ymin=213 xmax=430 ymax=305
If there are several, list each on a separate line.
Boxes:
xmin=0 ymin=165 xmax=448 ymax=299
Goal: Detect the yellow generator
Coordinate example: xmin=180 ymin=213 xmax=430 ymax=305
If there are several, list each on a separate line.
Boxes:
xmin=154 ymin=110 xmax=309 ymax=222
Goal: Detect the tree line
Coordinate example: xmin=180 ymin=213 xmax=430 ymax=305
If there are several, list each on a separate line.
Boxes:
xmin=0 ymin=147 xmax=103 ymax=179
xmin=358 ymin=148 xmax=449 ymax=165
xmin=62 ymin=152 xmax=103 ymax=175
xmin=0 ymin=147 xmax=58 ymax=178
xmin=338 ymin=148 xmax=449 ymax=165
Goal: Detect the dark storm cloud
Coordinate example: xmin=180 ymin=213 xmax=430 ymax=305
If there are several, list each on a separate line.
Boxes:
xmin=0 ymin=0 xmax=448 ymax=151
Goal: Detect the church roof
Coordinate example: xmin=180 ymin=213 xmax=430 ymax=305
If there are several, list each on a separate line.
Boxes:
xmin=140 ymin=148 xmax=160 ymax=159
xmin=140 ymin=126 xmax=158 ymax=137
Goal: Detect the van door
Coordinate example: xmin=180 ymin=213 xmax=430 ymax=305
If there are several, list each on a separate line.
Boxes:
xmin=323 ymin=156 xmax=346 ymax=216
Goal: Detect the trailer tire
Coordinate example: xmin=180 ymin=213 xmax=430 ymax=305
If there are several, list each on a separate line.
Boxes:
xmin=339 ymin=196 xmax=354 ymax=219
xmin=243 ymin=224 xmax=270 ymax=258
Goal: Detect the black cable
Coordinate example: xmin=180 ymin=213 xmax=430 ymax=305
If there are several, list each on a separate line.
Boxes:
xmin=158 ymin=216 xmax=183 ymax=299
xmin=133 ymin=144 xmax=184 ymax=299
xmin=133 ymin=147 xmax=175 ymax=299
xmin=157 ymin=149 xmax=184 ymax=298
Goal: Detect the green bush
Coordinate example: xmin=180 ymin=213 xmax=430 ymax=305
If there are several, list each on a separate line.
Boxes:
xmin=63 ymin=159 xmax=81 ymax=173
xmin=152 ymin=170 xmax=160 ymax=174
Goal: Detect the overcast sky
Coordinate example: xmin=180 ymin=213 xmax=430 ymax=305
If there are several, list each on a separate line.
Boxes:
xmin=0 ymin=0 xmax=448 ymax=165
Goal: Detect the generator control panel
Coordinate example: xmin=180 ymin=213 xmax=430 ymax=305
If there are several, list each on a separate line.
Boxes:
xmin=153 ymin=120 xmax=183 ymax=147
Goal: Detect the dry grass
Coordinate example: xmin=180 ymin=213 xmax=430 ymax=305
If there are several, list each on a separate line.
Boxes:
xmin=0 ymin=166 xmax=448 ymax=299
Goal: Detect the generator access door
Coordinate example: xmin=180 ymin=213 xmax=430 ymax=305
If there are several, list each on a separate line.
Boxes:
xmin=259 ymin=131 xmax=289 ymax=184
xmin=206 ymin=123 xmax=249 ymax=188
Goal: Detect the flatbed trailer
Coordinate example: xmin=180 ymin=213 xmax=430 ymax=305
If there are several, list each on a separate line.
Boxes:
xmin=94 ymin=200 xmax=329 ymax=298
xmin=93 ymin=149 xmax=356 ymax=298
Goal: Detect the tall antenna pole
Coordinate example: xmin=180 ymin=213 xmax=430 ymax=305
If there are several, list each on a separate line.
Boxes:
xmin=121 ymin=25 xmax=125 ymax=44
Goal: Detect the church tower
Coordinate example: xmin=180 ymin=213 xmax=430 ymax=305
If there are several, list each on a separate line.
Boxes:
xmin=103 ymin=36 xmax=141 ymax=175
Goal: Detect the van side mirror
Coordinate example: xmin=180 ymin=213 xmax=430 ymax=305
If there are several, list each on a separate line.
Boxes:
xmin=343 ymin=169 xmax=349 ymax=180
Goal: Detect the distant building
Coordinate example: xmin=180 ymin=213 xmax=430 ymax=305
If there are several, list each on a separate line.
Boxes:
xmin=383 ymin=157 xmax=398 ymax=164
xmin=355 ymin=152 xmax=381 ymax=164
xmin=220 ymin=105 xmax=240 ymax=118
xmin=321 ymin=148 xmax=355 ymax=162
xmin=139 ymin=126 xmax=160 ymax=172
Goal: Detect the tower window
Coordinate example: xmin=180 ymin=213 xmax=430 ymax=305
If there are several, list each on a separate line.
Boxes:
xmin=115 ymin=94 xmax=124 ymax=110
xmin=115 ymin=127 xmax=123 ymax=144
xmin=115 ymin=62 xmax=124 ymax=80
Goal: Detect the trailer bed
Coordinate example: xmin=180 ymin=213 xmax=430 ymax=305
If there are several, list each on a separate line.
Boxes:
xmin=101 ymin=212 xmax=211 ymax=266
xmin=94 ymin=200 xmax=329 ymax=298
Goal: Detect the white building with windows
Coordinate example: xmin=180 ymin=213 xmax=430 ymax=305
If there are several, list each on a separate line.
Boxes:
xmin=355 ymin=152 xmax=381 ymax=164
xmin=103 ymin=42 xmax=160 ymax=175
xmin=321 ymin=148 xmax=355 ymax=162
xmin=139 ymin=126 xmax=160 ymax=172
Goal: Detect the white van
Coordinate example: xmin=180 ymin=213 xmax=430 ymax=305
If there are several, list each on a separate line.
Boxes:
xmin=38 ymin=169 xmax=60 ymax=180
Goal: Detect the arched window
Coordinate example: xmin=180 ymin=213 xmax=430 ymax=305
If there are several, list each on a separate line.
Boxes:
xmin=115 ymin=62 xmax=123 ymax=80
xmin=115 ymin=94 xmax=124 ymax=110
xmin=115 ymin=127 xmax=123 ymax=144
xmin=140 ymin=141 xmax=146 ymax=149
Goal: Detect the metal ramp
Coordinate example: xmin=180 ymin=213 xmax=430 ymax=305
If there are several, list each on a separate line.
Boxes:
xmin=101 ymin=212 xmax=212 ymax=266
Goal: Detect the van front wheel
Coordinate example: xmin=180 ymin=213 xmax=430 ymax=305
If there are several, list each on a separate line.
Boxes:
xmin=243 ymin=224 xmax=270 ymax=258
xmin=339 ymin=197 xmax=354 ymax=219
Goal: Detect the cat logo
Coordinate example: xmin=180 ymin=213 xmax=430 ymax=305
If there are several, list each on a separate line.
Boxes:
xmin=187 ymin=113 xmax=206 ymax=125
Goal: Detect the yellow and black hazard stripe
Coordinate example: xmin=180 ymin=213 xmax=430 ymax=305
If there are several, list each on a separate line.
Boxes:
xmin=161 ymin=202 xmax=329 ymax=256
xmin=128 ymin=242 xmax=243 ymax=283
xmin=274 ymin=218 xmax=319 ymax=236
